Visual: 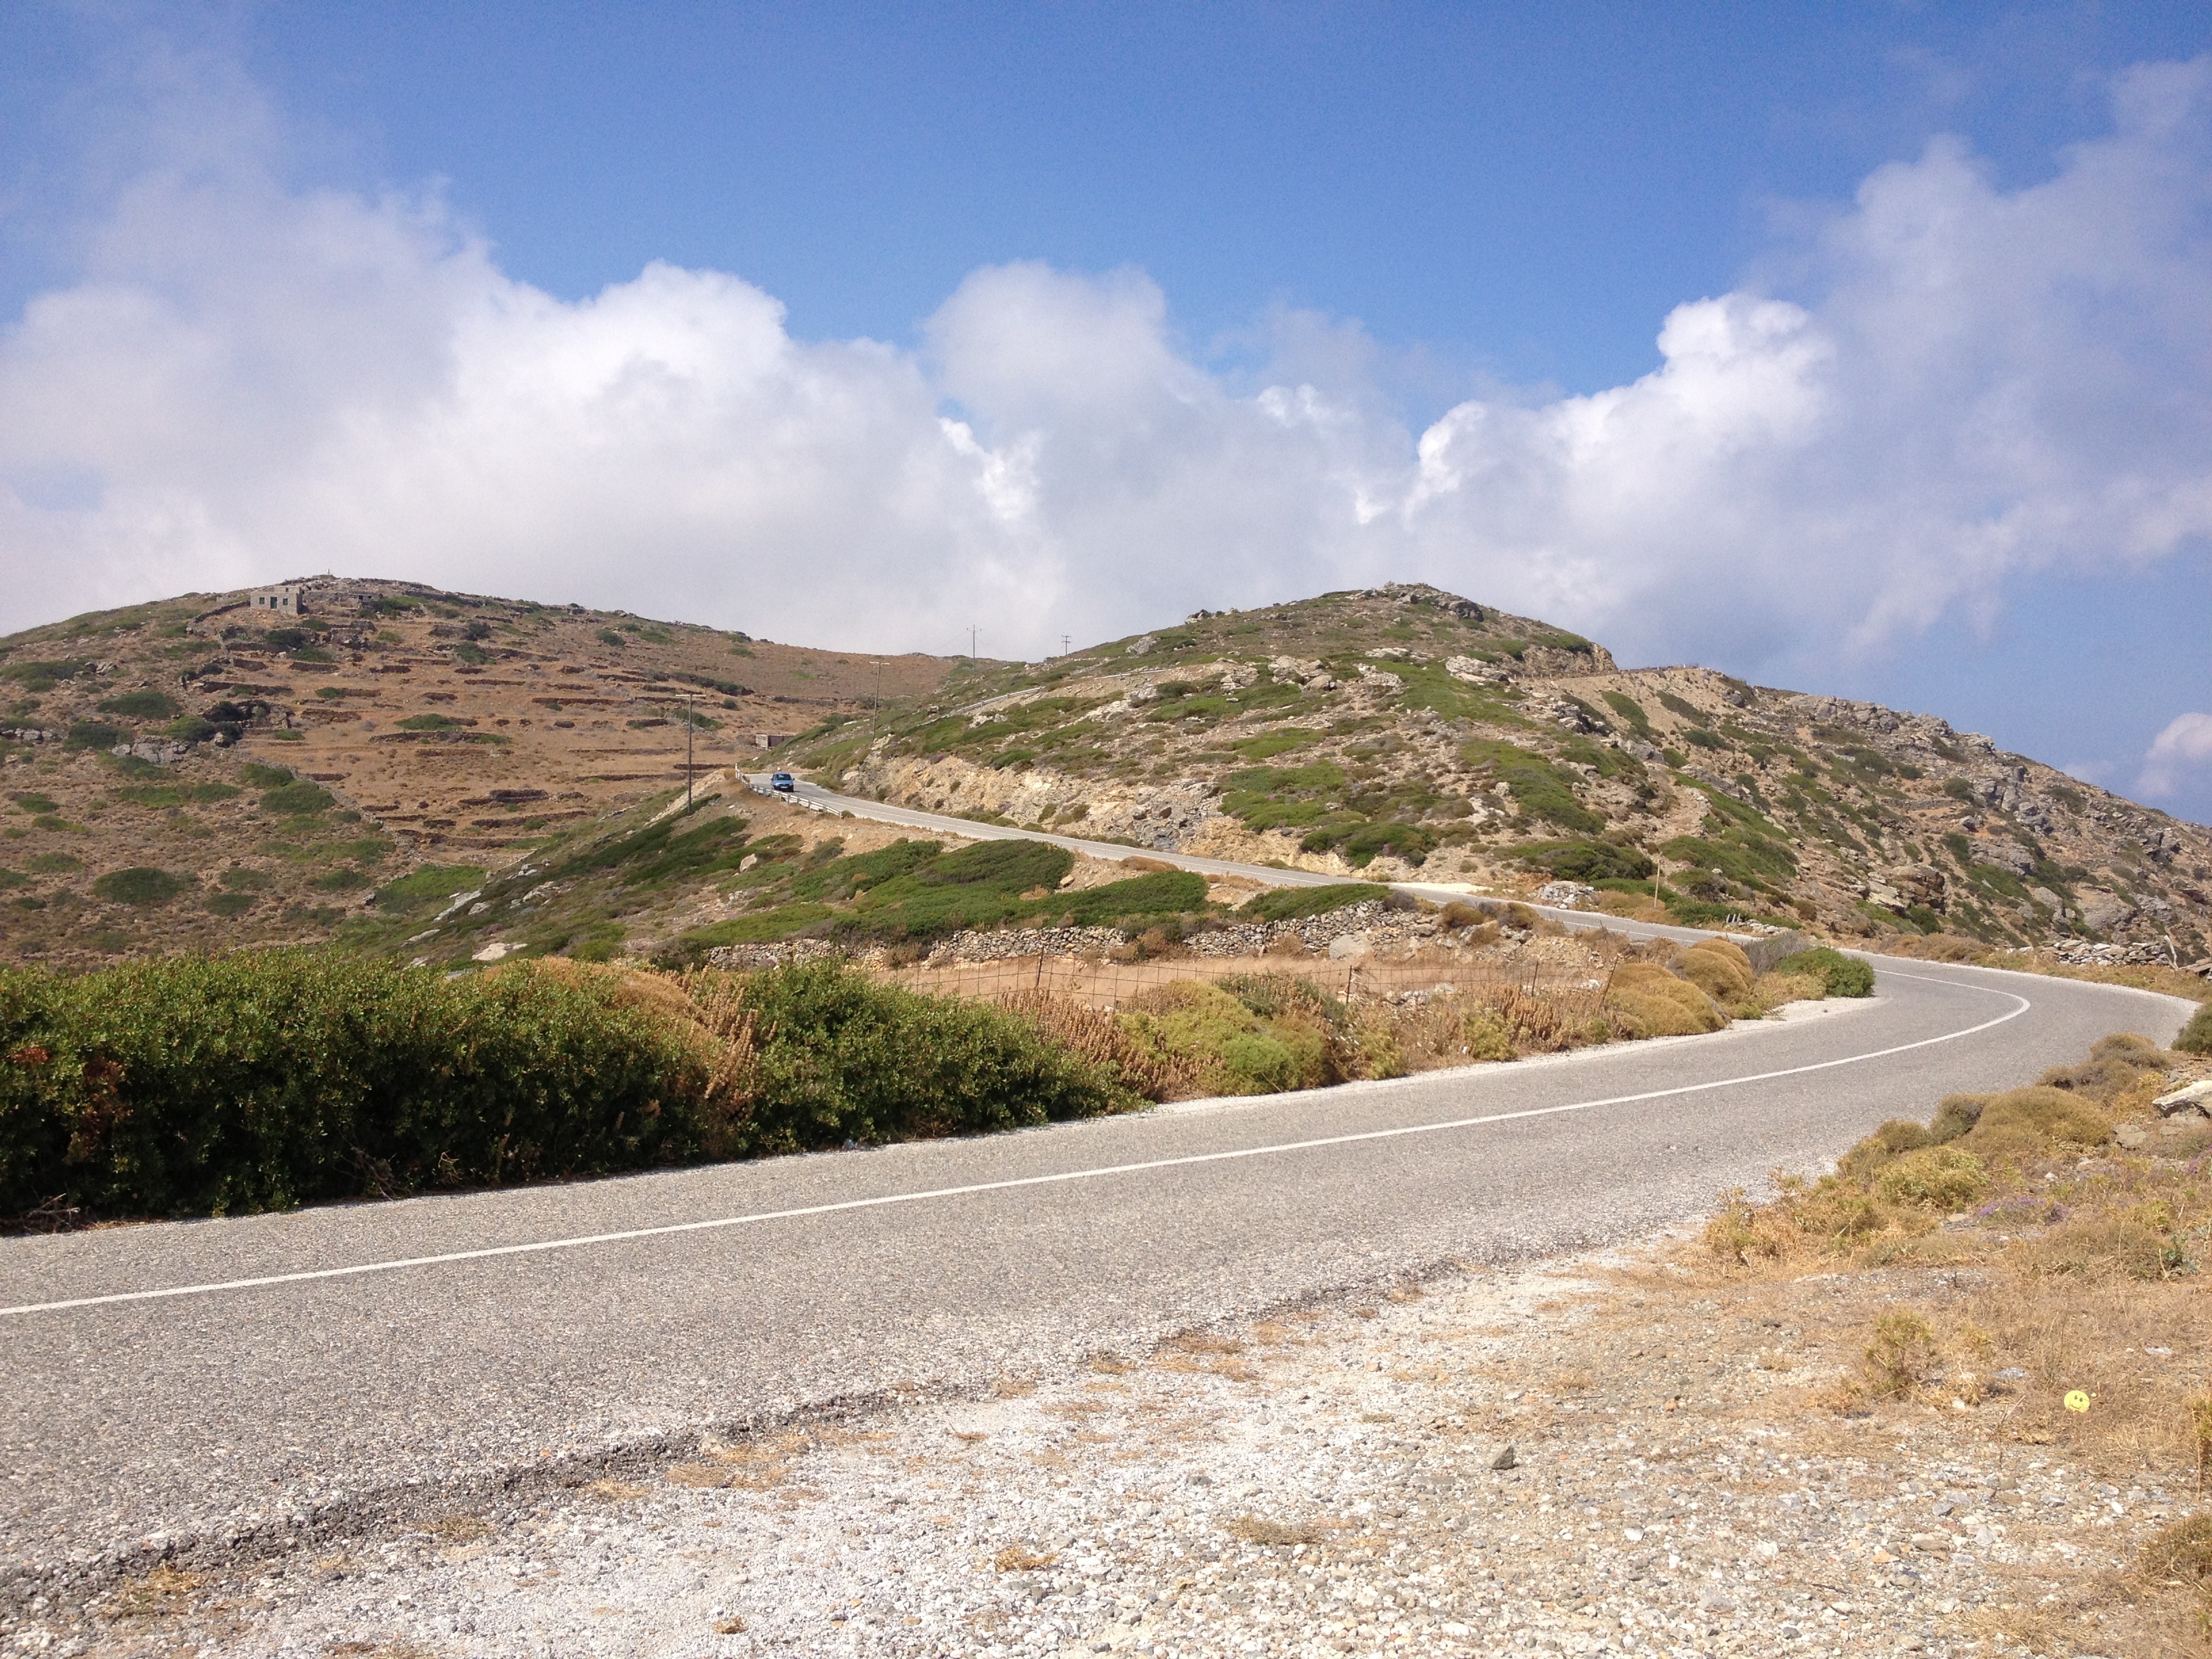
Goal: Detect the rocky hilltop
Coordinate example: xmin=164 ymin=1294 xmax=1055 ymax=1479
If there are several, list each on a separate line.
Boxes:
xmin=787 ymin=582 xmax=2211 ymax=958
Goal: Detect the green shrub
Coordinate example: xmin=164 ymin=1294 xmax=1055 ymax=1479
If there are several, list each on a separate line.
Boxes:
xmin=1511 ymin=838 xmax=1655 ymax=882
xmin=1601 ymin=691 xmax=1651 ymax=735
xmin=2177 ymin=1002 xmax=2212 ymax=1056
xmin=239 ymin=762 xmax=295 ymax=787
xmin=1300 ymin=820 xmax=1436 ymax=868
xmin=1874 ymin=1146 xmax=1989 ymax=1210
xmin=98 ymin=691 xmax=181 ymax=720
xmin=1058 ymin=869 xmax=1208 ymax=924
xmin=91 ymin=867 xmax=188 ymax=905
xmin=0 ymin=954 xmax=712 ymax=1221
xmin=259 ymin=781 xmax=335 ymax=815
xmin=398 ymin=714 xmax=464 ymax=731
xmin=1237 ymin=883 xmax=1389 ymax=923
xmin=732 ymin=961 xmax=1134 ymax=1150
xmin=1461 ymin=740 xmax=1602 ymax=834
xmin=1776 ymin=947 xmax=1875 ymax=998
xmin=851 ymin=838 xmax=1076 ymax=937
xmin=64 ymin=720 xmax=126 ymax=751
xmin=205 ymin=892 xmax=257 ymax=918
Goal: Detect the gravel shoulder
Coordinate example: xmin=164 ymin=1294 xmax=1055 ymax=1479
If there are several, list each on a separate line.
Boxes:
xmin=26 ymin=1230 xmax=2192 ymax=1659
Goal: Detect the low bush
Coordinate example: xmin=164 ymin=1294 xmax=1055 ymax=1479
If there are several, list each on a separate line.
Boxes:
xmin=0 ymin=953 xmax=1139 ymax=1225
xmin=1774 ymin=946 xmax=1875 ymax=998
xmin=1873 ymin=1145 xmax=1989 ymax=1210
xmin=1236 ymin=883 xmax=1388 ymax=924
xmin=731 ymin=960 xmax=1134 ymax=1147
xmin=1673 ymin=938 xmax=1754 ymax=1007
xmin=98 ymin=691 xmax=181 ymax=720
xmin=0 ymin=953 xmax=710 ymax=1221
xmin=1114 ymin=973 xmax=1399 ymax=1097
xmin=1603 ymin=962 xmax=1725 ymax=1037
xmin=2176 ymin=1000 xmax=2212 ymax=1055
xmin=91 ymin=867 xmax=190 ymax=906
xmin=369 ymin=863 xmax=487 ymax=918
xmin=1509 ymin=838 xmax=1656 ymax=883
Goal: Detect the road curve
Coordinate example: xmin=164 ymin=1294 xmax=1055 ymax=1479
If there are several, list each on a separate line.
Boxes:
xmin=741 ymin=773 xmax=1736 ymax=945
xmin=0 ymin=947 xmax=2193 ymax=1586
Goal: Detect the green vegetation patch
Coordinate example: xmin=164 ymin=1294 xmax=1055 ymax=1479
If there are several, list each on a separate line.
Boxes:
xmin=368 ymin=864 xmax=487 ymax=918
xmin=1776 ymin=947 xmax=1877 ymax=999
xmin=1461 ymin=739 xmax=1601 ymax=834
xmin=555 ymin=801 xmax=754 ymax=889
xmin=1298 ymin=819 xmax=1436 ymax=867
xmin=1219 ymin=762 xmax=1347 ymax=833
xmin=1601 ymin=691 xmax=1651 ymax=735
xmin=671 ymin=904 xmax=837 ymax=953
xmin=258 ymin=781 xmax=335 ymax=816
xmin=0 ymin=952 xmax=716 ymax=1218
xmin=1509 ymin=839 xmax=1656 ymax=882
xmin=98 ymin=691 xmax=182 ymax=720
xmin=853 ymin=838 xmax=1076 ymax=937
xmin=116 ymin=781 xmax=241 ymax=808
xmin=1237 ymin=882 xmax=1389 ymax=923
xmin=398 ymin=714 xmax=468 ymax=731
xmin=64 ymin=720 xmax=127 ymax=751
xmin=787 ymin=839 xmax=943 ymax=904
xmin=91 ymin=867 xmax=190 ymax=906
xmin=0 ymin=658 xmax=97 ymax=689
xmin=1057 ymin=869 xmax=1208 ymax=924
xmin=1231 ymin=727 xmax=1323 ymax=761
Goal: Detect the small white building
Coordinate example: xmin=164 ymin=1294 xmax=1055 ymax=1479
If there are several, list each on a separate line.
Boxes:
xmin=249 ymin=585 xmax=304 ymax=617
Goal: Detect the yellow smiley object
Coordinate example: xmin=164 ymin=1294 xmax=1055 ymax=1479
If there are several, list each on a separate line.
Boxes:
xmin=2064 ymin=1390 xmax=2091 ymax=1413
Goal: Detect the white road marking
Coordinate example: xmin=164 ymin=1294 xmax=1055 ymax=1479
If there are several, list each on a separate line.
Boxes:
xmin=1 ymin=972 xmax=2028 ymax=1319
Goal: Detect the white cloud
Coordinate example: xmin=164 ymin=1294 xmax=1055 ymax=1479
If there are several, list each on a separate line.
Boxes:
xmin=2 ymin=54 xmax=2209 ymax=676
xmin=2139 ymin=712 xmax=2212 ymax=798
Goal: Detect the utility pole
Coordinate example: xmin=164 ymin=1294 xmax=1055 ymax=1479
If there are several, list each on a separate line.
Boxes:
xmin=969 ymin=625 xmax=979 ymax=659
xmin=1061 ymin=633 xmax=1071 ymax=657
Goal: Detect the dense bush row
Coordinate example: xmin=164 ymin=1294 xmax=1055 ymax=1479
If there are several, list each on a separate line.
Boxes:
xmin=0 ymin=953 xmax=1134 ymax=1225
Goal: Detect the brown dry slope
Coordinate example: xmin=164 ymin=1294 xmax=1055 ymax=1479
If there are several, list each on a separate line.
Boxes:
xmin=0 ymin=577 xmax=958 ymax=967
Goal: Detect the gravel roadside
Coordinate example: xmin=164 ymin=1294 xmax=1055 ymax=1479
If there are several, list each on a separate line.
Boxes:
xmin=28 ymin=1237 xmax=2184 ymax=1659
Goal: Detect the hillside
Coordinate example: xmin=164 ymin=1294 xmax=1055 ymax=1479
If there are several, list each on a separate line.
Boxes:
xmin=778 ymin=582 xmax=2212 ymax=959
xmin=4 ymin=576 xmax=2207 ymax=971
xmin=0 ymin=577 xmax=954 ymax=968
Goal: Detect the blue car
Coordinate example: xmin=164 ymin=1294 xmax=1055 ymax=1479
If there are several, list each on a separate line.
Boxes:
xmin=769 ymin=771 xmax=796 ymax=792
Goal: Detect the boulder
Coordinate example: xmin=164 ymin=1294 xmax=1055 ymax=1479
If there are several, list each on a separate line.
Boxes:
xmin=2076 ymin=888 xmax=2136 ymax=935
xmin=2153 ymin=1079 xmax=2212 ymax=1118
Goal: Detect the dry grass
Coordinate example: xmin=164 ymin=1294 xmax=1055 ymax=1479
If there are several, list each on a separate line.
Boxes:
xmin=992 ymin=987 xmax=1199 ymax=1100
xmin=1227 ymin=1515 xmax=1338 ymax=1547
xmin=108 ymin=1561 xmax=207 ymax=1619
xmin=1687 ymin=1026 xmax=2212 ymax=1650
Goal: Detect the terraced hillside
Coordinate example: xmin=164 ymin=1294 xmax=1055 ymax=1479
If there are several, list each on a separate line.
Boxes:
xmin=0 ymin=577 xmax=954 ymax=967
xmin=6 ymin=576 xmax=2208 ymax=969
xmin=779 ymin=583 xmax=2212 ymax=957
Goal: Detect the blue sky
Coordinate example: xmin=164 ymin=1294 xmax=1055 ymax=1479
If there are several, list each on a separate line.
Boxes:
xmin=3 ymin=2 xmax=2211 ymax=822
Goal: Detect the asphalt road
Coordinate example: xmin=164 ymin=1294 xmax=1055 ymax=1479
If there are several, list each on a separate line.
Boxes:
xmin=741 ymin=773 xmax=1734 ymax=942
xmin=0 ymin=942 xmax=2193 ymax=1589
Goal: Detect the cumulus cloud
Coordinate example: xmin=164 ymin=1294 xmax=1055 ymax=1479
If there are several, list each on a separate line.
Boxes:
xmin=2140 ymin=712 xmax=2212 ymax=798
xmin=2 ymin=52 xmax=2209 ymax=676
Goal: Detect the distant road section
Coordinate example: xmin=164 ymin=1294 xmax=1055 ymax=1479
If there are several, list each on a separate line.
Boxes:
xmin=739 ymin=773 xmax=1731 ymax=945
